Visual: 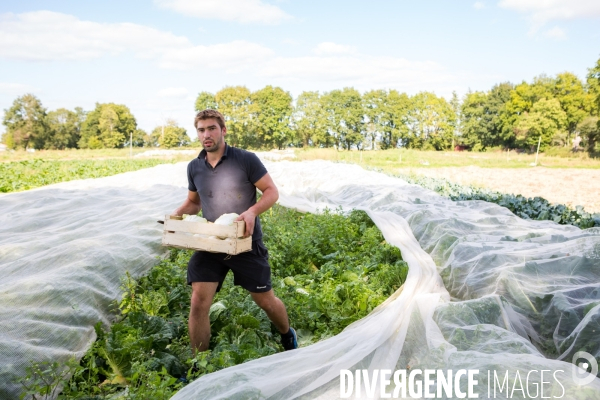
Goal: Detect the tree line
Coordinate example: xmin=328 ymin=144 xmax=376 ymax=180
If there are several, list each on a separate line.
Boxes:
xmin=196 ymin=58 xmax=599 ymax=153
xmin=3 ymin=57 xmax=600 ymax=154
xmin=1 ymin=98 xmax=190 ymax=150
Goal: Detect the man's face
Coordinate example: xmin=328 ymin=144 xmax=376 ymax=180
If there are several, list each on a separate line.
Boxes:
xmin=196 ymin=118 xmax=226 ymax=152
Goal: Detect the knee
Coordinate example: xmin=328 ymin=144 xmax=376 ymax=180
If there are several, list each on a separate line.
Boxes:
xmin=190 ymin=291 xmax=212 ymax=315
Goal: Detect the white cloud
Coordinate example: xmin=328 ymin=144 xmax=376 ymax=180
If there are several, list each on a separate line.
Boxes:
xmin=499 ymin=0 xmax=600 ymax=31
xmin=157 ymin=87 xmax=189 ymax=98
xmin=0 ymin=11 xmax=191 ymax=61
xmin=159 ymin=40 xmax=274 ymax=71
xmin=474 ymin=2 xmax=485 ymax=10
xmin=0 ymin=11 xmax=273 ymax=72
xmin=543 ymin=26 xmax=566 ymax=39
xmin=313 ymin=42 xmax=357 ymax=56
xmin=154 ymin=0 xmax=292 ymax=24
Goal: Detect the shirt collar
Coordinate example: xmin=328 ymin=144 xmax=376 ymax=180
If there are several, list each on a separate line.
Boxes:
xmin=198 ymin=142 xmax=229 ymax=160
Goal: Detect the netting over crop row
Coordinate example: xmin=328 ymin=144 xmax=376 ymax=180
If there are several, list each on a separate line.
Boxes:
xmin=0 ymin=165 xmax=189 ymax=399
xmin=173 ymin=159 xmax=600 ymax=399
xmin=1 ymin=158 xmax=599 ymax=399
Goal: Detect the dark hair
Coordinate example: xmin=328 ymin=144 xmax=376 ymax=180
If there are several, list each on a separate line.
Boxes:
xmin=194 ymin=109 xmax=226 ymax=129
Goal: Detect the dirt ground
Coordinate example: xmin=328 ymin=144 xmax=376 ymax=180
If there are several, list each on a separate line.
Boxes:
xmin=397 ymin=166 xmax=600 ymax=214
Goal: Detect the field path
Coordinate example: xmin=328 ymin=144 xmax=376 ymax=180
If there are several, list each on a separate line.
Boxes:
xmin=397 ymin=166 xmax=600 ymax=213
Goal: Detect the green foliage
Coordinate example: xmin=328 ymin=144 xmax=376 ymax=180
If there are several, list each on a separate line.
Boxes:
xmin=321 ymin=88 xmax=365 ymax=150
xmin=45 ymin=107 xmax=86 ymax=150
xmin=577 ymin=116 xmax=600 ymax=153
xmin=150 ymin=119 xmax=190 ymax=148
xmin=398 ymin=173 xmax=600 ymax=228
xmin=0 ymin=158 xmax=177 ymax=193
xmin=586 ymin=58 xmax=600 ymax=116
xmin=5 ymin=56 xmax=600 ymax=154
xmin=363 ymin=89 xmax=411 ymax=150
xmin=130 ymin=128 xmax=150 ymax=148
xmin=514 ymin=98 xmax=567 ymax=150
xmin=79 ymin=103 xmax=137 ymax=149
xmin=460 ymin=83 xmax=513 ymax=150
xmin=2 ymin=93 xmax=47 ymax=150
xmin=407 ymin=92 xmax=456 ymax=150
xmin=251 ymin=86 xmax=294 ymax=149
xmin=24 ymin=206 xmax=406 ymax=398
xmin=215 ymin=86 xmax=255 ymax=148
xmin=17 ymin=358 xmax=80 ymax=400
xmin=294 ymin=91 xmax=329 ymax=147
xmin=553 ymin=72 xmax=591 ymax=137
xmin=195 ymin=91 xmax=217 ymax=112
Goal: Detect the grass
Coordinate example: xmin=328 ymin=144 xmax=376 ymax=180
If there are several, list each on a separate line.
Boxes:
xmin=0 ymin=147 xmax=199 ymax=162
xmin=293 ymin=148 xmax=600 ymax=171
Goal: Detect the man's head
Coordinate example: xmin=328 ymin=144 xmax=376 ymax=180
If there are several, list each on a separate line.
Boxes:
xmin=194 ymin=109 xmax=225 ymax=130
xmin=194 ymin=109 xmax=227 ymax=153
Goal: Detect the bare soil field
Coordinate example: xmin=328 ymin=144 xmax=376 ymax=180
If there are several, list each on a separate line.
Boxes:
xmin=398 ymin=166 xmax=600 ymax=214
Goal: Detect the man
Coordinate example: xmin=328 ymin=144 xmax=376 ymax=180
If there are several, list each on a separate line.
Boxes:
xmin=174 ymin=109 xmax=297 ymax=354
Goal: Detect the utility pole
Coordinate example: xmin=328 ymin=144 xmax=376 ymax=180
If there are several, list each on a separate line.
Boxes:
xmin=534 ymin=136 xmax=541 ymax=166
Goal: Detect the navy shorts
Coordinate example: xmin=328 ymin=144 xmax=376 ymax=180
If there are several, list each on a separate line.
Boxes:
xmin=187 ymin=239 xmax=272 ymax=293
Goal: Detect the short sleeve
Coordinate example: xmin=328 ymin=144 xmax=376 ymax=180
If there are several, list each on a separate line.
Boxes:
xmin=187 ymin=161 xmax=197 ymax=192
xmin=245 ymin=152 xmax=268 ymax=184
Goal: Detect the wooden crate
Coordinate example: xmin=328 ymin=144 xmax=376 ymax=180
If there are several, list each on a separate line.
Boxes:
xmin=162 ymin=215 xmax=252 ymax=255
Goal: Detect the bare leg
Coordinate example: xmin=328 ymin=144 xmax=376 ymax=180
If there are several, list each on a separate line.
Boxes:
xmin=189 ymin=282 xmax=219 ymax=355
xmin=250 ymin=290 xmax=290 ymax=334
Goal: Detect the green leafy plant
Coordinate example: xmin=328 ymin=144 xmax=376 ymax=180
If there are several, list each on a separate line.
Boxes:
xmin=18 ymin=206 xmax=408 ymax=398
xmin=0 ymin=158 xmax=177 ymax=193
xmin=397 ymin=172 xmax=600 ymax=228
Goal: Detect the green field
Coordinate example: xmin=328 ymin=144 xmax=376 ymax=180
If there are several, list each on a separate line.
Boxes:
xmin=0 ymin=149 xmax=197 ymax=193
xmin=293 ymin=147 xmax=600 ymax=171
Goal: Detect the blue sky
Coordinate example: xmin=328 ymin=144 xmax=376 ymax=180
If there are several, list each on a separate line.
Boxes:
xmin=1 ymin=0 xmax=599 ymax=137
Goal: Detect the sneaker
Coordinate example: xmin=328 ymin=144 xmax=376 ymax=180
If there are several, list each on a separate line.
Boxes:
xmin=281 ymin=327 xmax=298 ymax=351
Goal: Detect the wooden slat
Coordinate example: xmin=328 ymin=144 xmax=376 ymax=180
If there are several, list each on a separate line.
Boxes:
xmin=162 ymin=232 xmax=252 ymax=255
xmin=163 ymin=215 xmax=245 ymax=238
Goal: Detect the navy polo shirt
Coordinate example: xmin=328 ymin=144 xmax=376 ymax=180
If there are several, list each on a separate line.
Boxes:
xmin=186 ymin=144 xmax=268 ymax=240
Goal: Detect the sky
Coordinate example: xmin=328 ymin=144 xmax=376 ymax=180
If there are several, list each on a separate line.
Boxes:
xmin=1 ymin=0 xmax=599 ymax=137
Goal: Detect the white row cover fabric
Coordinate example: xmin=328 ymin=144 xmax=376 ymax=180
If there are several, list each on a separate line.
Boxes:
xmin=173 ymin=159 xmax=600 ymax=399
xmin=1 ymin=158 xmax=599 ymax=399
xmin=0 ymin=164 xmax=189 ymax=399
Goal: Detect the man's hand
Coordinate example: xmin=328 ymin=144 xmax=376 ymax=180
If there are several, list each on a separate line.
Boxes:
xmin=236 ymin=210 xmax=257 ymax=238
xmin=235 ymin=173 xmax=279 ymax=238
xmin=174 ymin=191 xmax=201 ymax=216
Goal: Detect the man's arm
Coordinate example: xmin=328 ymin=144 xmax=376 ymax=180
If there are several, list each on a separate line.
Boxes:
xmin=236 ymin=172 xmax=279 ymax=237
xmin=173 ymin=191 xmax=201 ymax=216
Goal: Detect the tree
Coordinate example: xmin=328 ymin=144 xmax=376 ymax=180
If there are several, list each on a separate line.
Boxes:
xmin=215 ymin=86 xmax=255 ymax=148
xmin=195 ymin=92 xmax=218 ymax=112
xmin=363 ymin=89 xmax=410 ymax=149
xmin=407 ymin=92 xmax=456 ymax=150
xmin=45 ymin=107 xmax=85 ymax=149
xmin=321 ymin=88 xmax=364 ymax=150
xmin=587 ymin=57 xmax=600 ymax=116
xmin=460 ymin=90 xmax=487 ymax=150
xmin=2 ymin=94 xmax=47 ymax=149
xmin=461 ymin=83 xmax=513 ymax=150
xmin=129 ymin=128 xmax=149 ymax=147
xmin=251 ymin=86 xmax=293 ymax=149
xmin=552 ymin=72 xmax=591 ymax=145
xmin=294 ymin=91 xmax=329 ymax=147
xmin=577 ymin=116 xmax=599 ymax=154
xmin=79 ymin=103 xmax=137 ymax=149
xmin=499 ymin=78 xmax=555 ymax=148
xmin=151 ymin=119 xmax=190 ymax=148
xmin=363 ymin=89 xmax=387 ymax=150
xmin=514 ymin=98 xmax=567 ymax=150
